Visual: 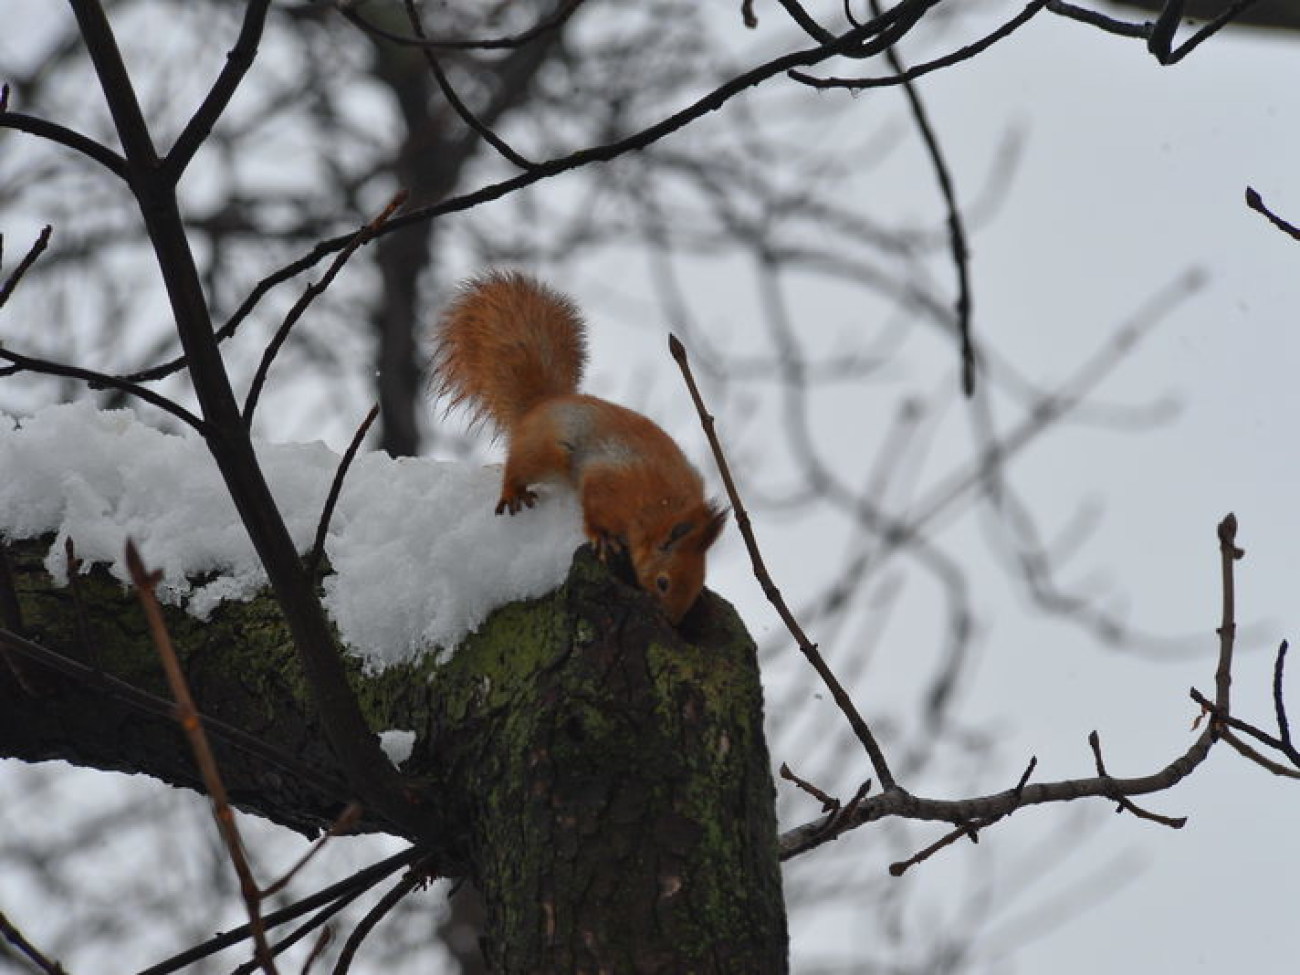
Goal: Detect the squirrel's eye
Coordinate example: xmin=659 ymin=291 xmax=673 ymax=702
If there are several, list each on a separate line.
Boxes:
xmin=656 ymin=575 xmax=671 ymax=593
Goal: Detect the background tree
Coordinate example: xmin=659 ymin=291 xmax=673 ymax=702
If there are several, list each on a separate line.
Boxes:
xmin=2 ymin=1 xmax=1298 ymax=972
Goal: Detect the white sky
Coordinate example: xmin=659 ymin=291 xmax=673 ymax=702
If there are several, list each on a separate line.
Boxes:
xmin=2 ymin=3 xmax=1299 ymax=974
xmin=723 ymin=9 xmax=1300 ymax=974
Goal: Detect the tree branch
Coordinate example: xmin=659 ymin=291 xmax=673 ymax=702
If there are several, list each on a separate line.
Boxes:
xmin=67 ymin=0 xmax=422 ymax=839
xmin=0 ymin=110 xmax=130 ymax=179
xmin=162 ymin=0 xmax=272 ymax=183
xmin=1246 ymin=186 xmax=1300 ymax=242
xmin=780 ymin=513 xmax=1244 ymax=860
xmin=670 ymin=334 xmax=898 ymax=790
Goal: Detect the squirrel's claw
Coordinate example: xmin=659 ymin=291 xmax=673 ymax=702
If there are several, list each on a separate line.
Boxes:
xmin=496 ymin=488 xmax=538 ymax=516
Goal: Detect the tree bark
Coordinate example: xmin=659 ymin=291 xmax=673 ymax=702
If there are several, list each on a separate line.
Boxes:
xmin=0 ymin=538 xmax=788 ymax=971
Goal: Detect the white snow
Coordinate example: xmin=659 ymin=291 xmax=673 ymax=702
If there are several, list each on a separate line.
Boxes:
xmin=377 ymin=729 xmax=416 ymax=766
xmin=0 ymin=402 xmax=583 ymax=667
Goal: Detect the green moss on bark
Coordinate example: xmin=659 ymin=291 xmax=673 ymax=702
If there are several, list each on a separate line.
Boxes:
xmin=3 ymin=537 xmax=788 ymax=970
xmin=425 ymin=549 xmax=788 ymax=973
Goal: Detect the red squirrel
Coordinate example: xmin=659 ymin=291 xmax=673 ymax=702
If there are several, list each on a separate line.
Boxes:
xmin=433 ymin=271 xmax=726 ymax=623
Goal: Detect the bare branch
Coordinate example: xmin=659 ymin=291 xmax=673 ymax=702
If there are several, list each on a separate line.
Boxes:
xmin=780 ymin=513 xmax=1244 ymax=860
xmin=224 ymin=0 xmax=946 ymax=326
xmin=0 ymin=911 xmax=68 ymax=975
xmin=670 ymin=334 xmax=897 ymax=790
xmin=0 ymin=225 xmax=53 ymax=310
xmin=1048 ymin=0 xmax=1268 ymax=63
xmin=260 ymin=802 xmax=363 ymax=900
xmin=866 ymin=0 xmax=977 ymax=395
xmin=162 ymin=0 xmax=272 ymax=182
xmin=136 ymin=848 xmax=421 ymax=975
xmin=1088 ymin=730 xmax=1186 ymax=827
xmin=308 ymin=404 xmax=380 ymax=579
xmin=0 ymin=343 xmax=208 ymax=432
xmin=244 ymin=192 xmax=406 ymax=427
xmin=0 ymin=110 xmax=130 ymax=179
xmin=790 ymin=0 xmax=1049 ymax=92
xmin=330 ymin=867 xmax=426 ymax=975
xmin=399 ymin=0 xmax=539 ymax=171
xmin=1189 ymin=638 xmax=1300 ymax=772
xmin=125 ymin=539 xmax=278 ymax=974
xmin=1246 ymin=186 xmax=1300 ymax=242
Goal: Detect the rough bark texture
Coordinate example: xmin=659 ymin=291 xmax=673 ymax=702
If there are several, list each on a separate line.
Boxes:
xmin=0 ymin=537 xmax=788 ymax=971
xmin=421 ymin=553 xmax=788 ymax=973
xmin=0 ymin=536 xmax=354 ymax=835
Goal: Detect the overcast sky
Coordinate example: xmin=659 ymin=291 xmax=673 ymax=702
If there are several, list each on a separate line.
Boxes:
xmin=721 ymin=8 xmax=1300 ymax=972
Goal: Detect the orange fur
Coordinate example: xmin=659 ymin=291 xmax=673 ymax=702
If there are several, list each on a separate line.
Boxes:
xmin=434 ymin=272 xmax=725 ymax=623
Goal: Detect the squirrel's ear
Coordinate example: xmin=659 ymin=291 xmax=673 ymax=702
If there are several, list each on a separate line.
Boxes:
xmin=661 ymin=505 xmax=728 ymax=553
xmin=697 ymin=502 xmax=728 ymax=552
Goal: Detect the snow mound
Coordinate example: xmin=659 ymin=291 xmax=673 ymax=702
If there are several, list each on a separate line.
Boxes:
xmin=0 ymin=402 xmax=582 ymax=667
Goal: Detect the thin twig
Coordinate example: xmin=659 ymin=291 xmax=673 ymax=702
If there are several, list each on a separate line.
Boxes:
xmin=889 ymin=756 xmax=1034 ymax=876
xmin=1189 ymin=684 xmax=1300 ymax=771
xmin=0 ymin=111 xmax=129 ymax=179
xmin=779 ymin=762 xmax=841 ymax=812
xmin=330 ymin=868 xmax=425 ymax=975
xmin=1155 ymin=0 xmax=1265 ymax=64
xmin=1046 ymin=1 xmax=1146 ymax=37
xmin=1089 ymin=730 xmax=1186 ymax=827
xmin=125 ymin=540 xmax=278 ymax=975
xmin=1047 ymin=0 xmax=1266 ymax=64
xmin=228 ymin=883 xmax=371 ymax=975
xmin=889 ymin=820 xmax=980 ymax=876
xmin=1245 ymin=187 xmax=1300 ymax=242
xmin=866 ymin=0 xmax=976 ymax=395
xmin=162 ymin=0 xmax=271 ymax=182
xmin=670 ymin=334 xmax=897 ymax=790
xmin=1218 ymin=727 xmax=1300 ymax=779
xmin=779 ymin=514 xmax=1244 ymax=859
xmin=299 ymin=927 xmax=334 ymax=975
xmin=0 ymin=344 xmax=207 ymax=432
xmin=790 ymin=0 xmax=1049 ymax=90
xmin=0 ymin=911 xmax=68 ymax=975
xmin=136 ymin=847 xmax=421 ymax=975
xmin=1272 ymin=640 xmax=1293 ymax=751
xmin=308 ymin=405 xmax=380 ymax=579
xmin=1013 ymin=755 xmax=1038 ymax=796
xmin=244 ymin=192 xmax=406 ymax=427
xmin=261 ymin=803 xmax=363 ymax=899
xmin=401 ymin=0 xmax=538 ymax=170
xmin=0 ymin=225 xmax=52 ymax=309
xmin=1215 ymin=513 xmax=1243 ymax=711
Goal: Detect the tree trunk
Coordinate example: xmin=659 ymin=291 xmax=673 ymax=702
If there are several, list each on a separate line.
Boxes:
xmin=0 ymin=539 xmax=788 ymax=971
xmin=433 ymin=552 xmax=789 ymax=972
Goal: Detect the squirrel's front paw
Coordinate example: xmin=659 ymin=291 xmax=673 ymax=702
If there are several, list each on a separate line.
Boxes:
xmin=495 ymin=488 xmax=538 ymax=515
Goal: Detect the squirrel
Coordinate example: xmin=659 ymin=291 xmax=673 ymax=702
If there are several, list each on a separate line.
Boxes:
xmin=433 ymin=271 xmax=726 ymax=623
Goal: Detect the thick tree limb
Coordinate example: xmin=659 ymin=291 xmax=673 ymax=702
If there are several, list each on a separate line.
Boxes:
xmin=0 ymin=538 xmax=787 ymax=970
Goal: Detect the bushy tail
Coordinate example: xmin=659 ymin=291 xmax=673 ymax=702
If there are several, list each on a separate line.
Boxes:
xmin=434 ymin=271 xmax=587 ymax=431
